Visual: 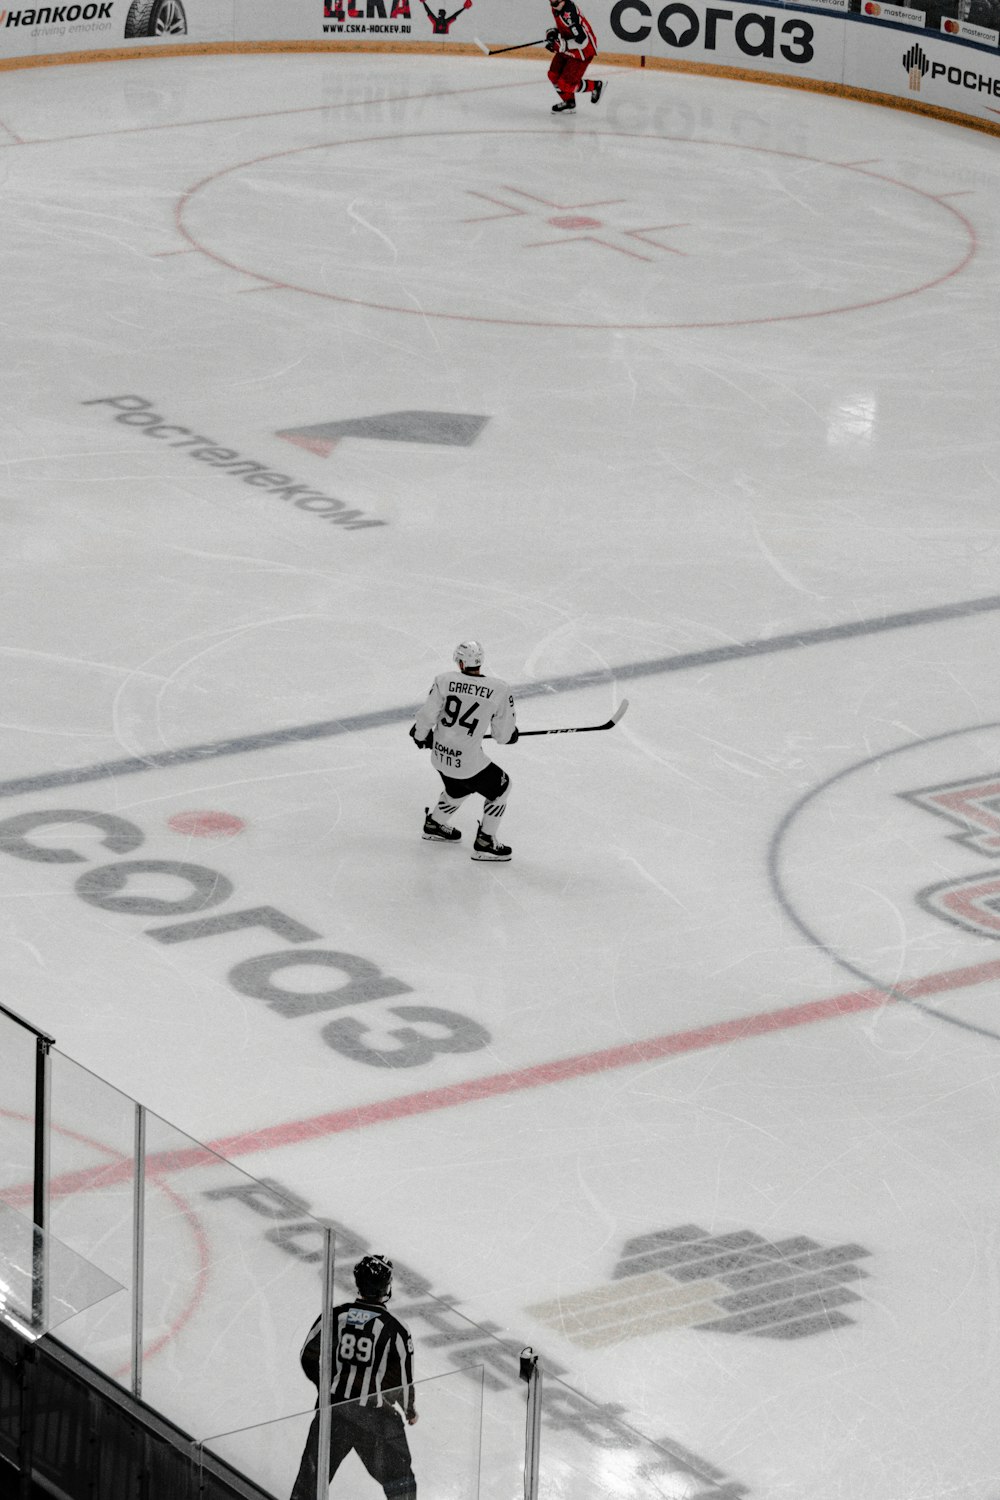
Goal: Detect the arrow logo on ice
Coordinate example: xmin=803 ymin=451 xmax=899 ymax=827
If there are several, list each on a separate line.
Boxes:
xmin=275 ymin=411 xmax=490 ymax=459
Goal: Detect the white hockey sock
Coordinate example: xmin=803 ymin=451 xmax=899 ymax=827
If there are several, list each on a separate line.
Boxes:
xmin=434 ymin=794 xmax=463 ymax=826
xmin=479 ymin=785 xmax=510 ymax=839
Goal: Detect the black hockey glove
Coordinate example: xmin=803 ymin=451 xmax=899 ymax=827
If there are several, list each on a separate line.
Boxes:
xmin=508 ymin=727 xmax=519 ymax=744
xmin=409 ymin=724 xmax=433 ymax=749
xmin=545 ymin=27 xmax=559 ymax=48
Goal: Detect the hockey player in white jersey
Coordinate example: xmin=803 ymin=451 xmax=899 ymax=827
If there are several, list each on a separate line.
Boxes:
xmin=410 ymin=640 xmax=518 ymax=862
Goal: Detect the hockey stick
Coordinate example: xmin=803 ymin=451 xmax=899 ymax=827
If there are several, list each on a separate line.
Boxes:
xmin=486 ymin=699 xmax=629 ymax=738
xmin=474 ymin=36 xmax=547 ymax=54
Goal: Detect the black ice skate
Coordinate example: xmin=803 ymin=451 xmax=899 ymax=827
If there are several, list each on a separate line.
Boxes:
xmin=551 ymin=97 xmax=576 ymax=112
xmin=423 ymin=809 xmax=461 ymax=843
xmin=471 ymin=824 xmax=512 ymax=862
xmin=590 ymin=79 xmax=604 ymax=103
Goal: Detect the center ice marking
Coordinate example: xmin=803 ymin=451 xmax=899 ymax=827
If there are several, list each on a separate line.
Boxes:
xmin=175 ymin=132 xmax=975 ymax=328
xmin=167 ymin=810 xmax=246 ymax=837
xmin=462 ymin=186 xmax=689 ymax=260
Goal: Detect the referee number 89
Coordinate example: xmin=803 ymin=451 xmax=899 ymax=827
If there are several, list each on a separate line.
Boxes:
xmin=339 ymin=1332 xmax=374 ymax=1363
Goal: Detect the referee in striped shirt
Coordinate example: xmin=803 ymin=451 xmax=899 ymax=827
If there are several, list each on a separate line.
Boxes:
xmin=290 ymin=1255 xmax=418 ymax=1500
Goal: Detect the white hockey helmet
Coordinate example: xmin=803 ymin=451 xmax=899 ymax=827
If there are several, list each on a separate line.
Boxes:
xmin=454 ymin=640 xmax=484 ymax=670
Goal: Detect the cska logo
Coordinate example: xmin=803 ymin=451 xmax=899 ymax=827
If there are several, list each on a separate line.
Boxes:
xmin=324 ymin=0 xmax=411 ymax=15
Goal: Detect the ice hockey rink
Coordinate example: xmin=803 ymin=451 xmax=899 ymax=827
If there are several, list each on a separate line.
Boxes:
xmin=3 ymin=38 xmax=1000 ymax=1500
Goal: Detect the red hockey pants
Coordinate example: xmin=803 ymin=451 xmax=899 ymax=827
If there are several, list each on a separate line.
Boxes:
xmin=548 ymin=48 xmax=595 ymax=101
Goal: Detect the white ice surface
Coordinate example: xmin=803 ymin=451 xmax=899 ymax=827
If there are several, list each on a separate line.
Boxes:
xmin=2 ymin=48 xmax=1000 ymax=1500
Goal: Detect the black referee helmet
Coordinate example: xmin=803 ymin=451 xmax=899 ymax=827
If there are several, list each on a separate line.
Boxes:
xmin=355 ymin=1255 xmax=393 ymax=1300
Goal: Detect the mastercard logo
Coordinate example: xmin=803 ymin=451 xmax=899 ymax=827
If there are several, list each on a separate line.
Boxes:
xmin=943 ymin=16 xmax=959 ymax=28
xmin=864 ymin=3 xmax=881 ymax=13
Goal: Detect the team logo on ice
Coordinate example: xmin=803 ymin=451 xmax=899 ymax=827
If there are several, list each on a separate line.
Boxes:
xmin=772 ymin=721 xmax=1000 ymax=1028
xmin=526 ymin=1225 xmax=871 ymax=1345
xmin=902 ymin=772 xmax=1000 ymax=938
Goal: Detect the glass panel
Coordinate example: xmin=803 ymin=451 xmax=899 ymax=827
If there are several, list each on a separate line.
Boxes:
xmin=477 ymin=1384 xmax=525 ymax=1500
xmin=199 ymin=1406 xmax=315 ymax=1500
xmin=0 ymin=1199 xmax=124 ymax=1341
xmin=139 ymin=1110 xmax=338 ymax=1443
xmin=0 ymin=1011 xmax=38 ymax=1200
xmin=199 ymin=1365 xmax=484 ymax=1500
xmin=46 ymin=1051 xmax=137 ymax=1382
xmin=535 ymin=1369 xmax=735 ymax=1500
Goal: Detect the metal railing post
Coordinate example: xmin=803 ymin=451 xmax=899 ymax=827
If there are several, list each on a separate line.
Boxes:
xmin=519 ymin=1347 xmax=542 ymax=1500
xmin=31 ymin=1033 xmax=53 ymax=1335
xmin=315 ymin=1226 xmax=336 ymax=1500
xmin=131 ymin=1103 xmax=146 ymax=1398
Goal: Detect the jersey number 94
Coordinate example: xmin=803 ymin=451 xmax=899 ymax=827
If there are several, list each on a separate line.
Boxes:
xmin=441 ymin=695 xmax=480 ymax=736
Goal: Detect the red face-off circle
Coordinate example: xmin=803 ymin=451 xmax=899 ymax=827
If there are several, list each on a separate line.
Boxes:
xmin=175 ymin=129 xmax=976 ymax=331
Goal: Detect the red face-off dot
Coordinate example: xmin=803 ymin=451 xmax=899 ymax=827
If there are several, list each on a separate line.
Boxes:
xmin=167 ymin=811 xmax=246 ymax=837
xmin=549 ymin=214 xmax=603 ymax=229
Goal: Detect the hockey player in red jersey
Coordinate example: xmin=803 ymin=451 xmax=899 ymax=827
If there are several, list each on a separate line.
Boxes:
xmin=410 ymin=639 xmax=518 ymax=863
xmin=545 ymin=0 xmax=604 ymax=113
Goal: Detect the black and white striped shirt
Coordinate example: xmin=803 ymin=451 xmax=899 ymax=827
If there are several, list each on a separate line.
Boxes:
xmin=300 ymin=1300 xmax=416 ymax=1417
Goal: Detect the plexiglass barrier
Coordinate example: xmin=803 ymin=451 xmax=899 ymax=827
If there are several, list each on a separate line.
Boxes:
xmin=0 ymin=1006 xmax=341 ymax=1456
xmin=198 ymin=1365 xmax=484 ymax=1500
xmin=526 ymin=1369 xmax=738 ymax=1500
xmin=0 ymin=1009 xmax=39 ymax=1200
xmin=0 ymin=1199 xmax=124 ymax=1342
xmin=45 ymin=1050 xmax=137 ymax=1382
xmin=137 ymin=1109 xmax=343 ymax=1441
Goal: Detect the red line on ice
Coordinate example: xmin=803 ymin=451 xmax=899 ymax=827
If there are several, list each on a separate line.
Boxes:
xmin=208 ymin=955 xmax=1000 ymax=1156
xmin=9 ymin=955 xmax=1000 ymax=1206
